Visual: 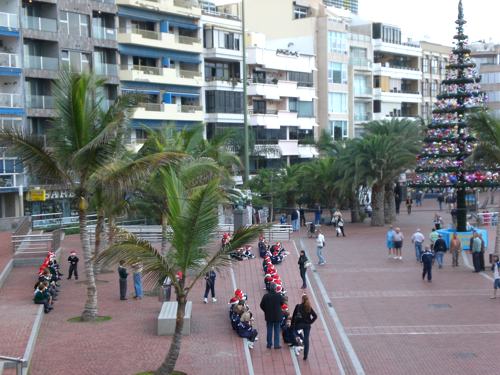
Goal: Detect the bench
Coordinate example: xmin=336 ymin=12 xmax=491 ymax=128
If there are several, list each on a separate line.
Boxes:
xmin=157 ymin=301 xmax=192 ymax=336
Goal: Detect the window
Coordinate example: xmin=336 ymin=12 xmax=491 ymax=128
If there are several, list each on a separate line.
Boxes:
xmin=252 ymin=100 xmax=267 ymax=114
xmin=440 ymin=58 xmax=447 ymax=75
xmin=288 ymin=71 xmax=313 ymax=87
xmin=327 ymin=31 xmax=347 ymax=54
xmin=289 ymin=98 xmax=298 ymax=112
xmin=61 ymin=50 xmax=91 ymax=73
xmin=298 ymin=101 xmax=314 ymax=117
xmin=422 ymin=56 xmax=429 ymax=73
xmin=329 ymin=120 xmax=347 ymax=140
xmin=293 ymin=5 xmax=309 ymax=19
xmin=204 ymin=61 xmax=240 ymax=81
xmin=218 ymin=31 xmax=240 ymax=50
xmin=205 ymin=91 xmax=243 ymax=113
xmin=354 ymin=102 xmax=369 ymax=122
xmin=60 ymin=11 xmax=90 ymax=37
xmin=328 ymin=62 xmax=347 ymax=84
xmin=431 ymin=80 xmax=438 ymax=96
xmin=328 ymin=92 xmax=347 ymax=113
xmin=423 ymin=79 xmax=429 ymax=96
xmin=354 ymin=75 xmax=370 ymax=96
xmin=431 ymin=58 xmax=438 ymax=74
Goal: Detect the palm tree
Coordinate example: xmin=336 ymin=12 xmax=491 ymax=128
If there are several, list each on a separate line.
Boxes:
xmin=96 ymin=171 xmax=262 ymax=375
xmin=469 ymin=112 xmax=500 ymax=255
xmin=0 ymin=71 xmax=179 ymax=320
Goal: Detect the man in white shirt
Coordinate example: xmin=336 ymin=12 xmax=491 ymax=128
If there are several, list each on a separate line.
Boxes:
xmin=316 ymin=230 xmax=326 ymax=265
xmin=411 ymin=228 xmax=425 ymax=263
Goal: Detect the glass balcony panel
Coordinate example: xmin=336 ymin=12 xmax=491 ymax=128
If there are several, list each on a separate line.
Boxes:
xmin=0 ymin=93 xmax=22 ymax=108
xmin=24 ymin=55 xmax=59 ymax=70
xmin=93 ymin=26 xmax=116 ymax=40
xmin=23 ymin=16 xmax=57 ymax=32
xmin=0 ymin=53 xmax=19 ymax=68
xmin=94 ymin=61 xmax=118 ymax=76
xmin=26 ymin=95 xmax=55 ymax=109
xmin=0 ymin=12 xmax=18 ymax=29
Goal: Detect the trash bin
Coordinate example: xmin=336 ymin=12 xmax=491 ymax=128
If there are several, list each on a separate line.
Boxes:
xmin=159 ymin=277 xmax=172 ymax=302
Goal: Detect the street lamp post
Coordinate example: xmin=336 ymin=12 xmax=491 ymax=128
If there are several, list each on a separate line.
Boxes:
xmin=242 ymin=0 xmax=250 ymax=183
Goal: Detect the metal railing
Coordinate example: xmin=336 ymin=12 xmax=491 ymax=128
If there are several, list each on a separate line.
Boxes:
xmin=139 ymin=102 xmax=162 ymax=112
xmin=201 ymin=3 xmax=239 ymax=20
xmin=179 ymin=69 xmax=200 ymax=78
xmin=92 ymin=25 xmax=116 ymax=40
xmin=0 ymin=52 xmax=19 ymax=68
xmin=94 ymin=61 xmax=118 ymax=76
xmin=177 ymin=35 xmax=201 ymax=45
xmin=122 ymin=27 xmax=160 ymax=40
xmin=350 ymin=57 xmax=372 ymax=67
xmin=23 ymin=15 xmax=57 ymax=32
xmin=0 ymin=117 xmax=23 ymax=130
xmin=132 ymin=64 xmax=161 ymax=75
xmin=0 ymin=11 xmax=18 ymax=29
xmin=26 ymin=95 xmax=55 ymax=109
xmin=181 ymin=105 xmax=202 ymax=113
xmin=24 ymin=55 xmax=58 ymax=70
xmin=0 ymin=355 xmax=24 ymax=375
xmin=0 ymin=93 xmax=22 ymax=108
xmin=174 ymin=0 xmax=199 ymax=8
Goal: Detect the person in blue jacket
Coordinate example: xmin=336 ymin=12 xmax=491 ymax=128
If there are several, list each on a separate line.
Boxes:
xmin=421 ymin=246 xmax=434 ymax=282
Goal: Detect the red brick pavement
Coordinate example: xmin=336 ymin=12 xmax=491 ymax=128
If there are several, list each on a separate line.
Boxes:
xmin=0 ymin=231 xmax=13 ymax=273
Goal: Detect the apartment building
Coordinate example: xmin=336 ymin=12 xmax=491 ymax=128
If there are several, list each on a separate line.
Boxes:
xmin=323 ymin=0 xmax=358 ymax=14
xmin=371 ymin=23 xmax=421 ymax=121
xmin=246 ymin=33 xmax=317 ymax=171
xmin=117 ymin=0 xmax=203 ymax=147
xmin=200 ymin=1 xmax=244 ymax=142
xmin=420 ymin=41 xmax=451 ymax=120
xmin=470 ymin=41 xmax=500 ymax=118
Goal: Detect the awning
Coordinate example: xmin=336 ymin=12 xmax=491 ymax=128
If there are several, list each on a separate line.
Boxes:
xmin=121 ymin=88 xmax=160 ymax=95
xmin=119 ymin=45 xmax=200 ymax=64
xmin=0 ymin=27 xmax=19 ymax=38
xmin=118 ymin=6 xmax=198 ymax=29
xmin=298 ymin=145 xmax=319 ymax=159
xmin=170 ymin=92 xmax=199 ymax=98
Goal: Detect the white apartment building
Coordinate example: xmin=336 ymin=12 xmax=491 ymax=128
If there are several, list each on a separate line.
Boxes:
xmin=246 ymin=33 xmax=317 ymax=170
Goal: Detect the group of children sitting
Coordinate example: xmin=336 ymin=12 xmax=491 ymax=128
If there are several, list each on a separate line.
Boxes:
xmin=33 ymin=251 xmax=63 ymax=313
xmin=222 ymin=232 xmax=256 ymax=261
xmin=258 ymin=236 xmax=289 ymax=264
xmin=229 ymin=288 xmax=259 ymax=349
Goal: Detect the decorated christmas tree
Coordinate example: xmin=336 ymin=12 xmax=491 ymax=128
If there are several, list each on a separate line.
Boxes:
xmin=412 ymin=0 xmax=499 ymax=232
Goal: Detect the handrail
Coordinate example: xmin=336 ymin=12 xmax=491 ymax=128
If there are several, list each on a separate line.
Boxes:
xmin=0 ymin=355 xmax=25 ymax=375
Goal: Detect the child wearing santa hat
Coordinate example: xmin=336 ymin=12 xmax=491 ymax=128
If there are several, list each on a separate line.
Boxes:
xmin=67 ymin=251 xmax=79 ymax=280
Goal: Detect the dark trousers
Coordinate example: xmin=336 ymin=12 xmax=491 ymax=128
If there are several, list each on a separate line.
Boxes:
xmin=422 ymin=263 xmax=432 ymax=281
xmin=472 ymin=252 xmax=482 ymax=272
xmin=68 ymin=264 xmax=78 ymax=279
xmin=300 ymin=268 xmax=307 ymax=288
xmin=336 ymin=226 xmax=345 ymax=237
xmin=300 ymin=216 xmax=306 ymax=227
xmin=296 ymin=324 xmax=311 ymax=359
xmin=35 ymin=299 xmax=51 ymax=312
xmin=204 ymin=281 xmax=215 ymax=298
xmin=266 ymin=321 xmax=280 ymax=348
xmin=479 ymin=251 xmax=485 ymax=271
xmin=119 ymin=278 xmax=127 ymax=299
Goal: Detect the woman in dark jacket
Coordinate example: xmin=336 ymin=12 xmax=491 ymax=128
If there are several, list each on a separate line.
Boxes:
xmin=292 ymin=294 xmax=317 ymax=360
xmin=298 ymin=250 xmax=308 ymax=289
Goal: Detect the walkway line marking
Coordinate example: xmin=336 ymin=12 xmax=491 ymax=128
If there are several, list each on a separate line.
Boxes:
xmin=289 ymin=347 xmax=302 ymax=375
xmin=229 ymin=267 xmax=255 ymax=375
xmin=298 ymin=238 xmax=365 ymax=375
xmin=293 ymin=240 xmax=346 ymax=375
xmin=461 ymin=251 xmax=493 ymax=281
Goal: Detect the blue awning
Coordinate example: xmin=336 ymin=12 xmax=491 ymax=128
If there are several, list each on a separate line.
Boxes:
xmin=0 ymin=27 xmax=19 ymax=38
xmin=119 ymin=45 xmax=200 ymax=64
xmin=122 ymin=88 xmax=160 ymax=95
xmin=0 ymin=108 xmax=24 ymax=116
xmin=0 ymin=67 xmax=22 ymax=76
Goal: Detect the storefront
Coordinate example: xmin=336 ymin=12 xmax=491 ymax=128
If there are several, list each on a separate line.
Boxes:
xmin=24 ymin=188 xmax=76 ymax=217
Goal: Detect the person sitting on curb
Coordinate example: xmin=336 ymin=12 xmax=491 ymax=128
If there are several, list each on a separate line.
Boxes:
xmin=34 ymin=283 xmax=53 ymax=313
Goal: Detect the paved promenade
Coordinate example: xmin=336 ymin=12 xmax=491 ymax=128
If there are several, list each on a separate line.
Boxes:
xmin=1 ymin=195 xmax=498 ymax=375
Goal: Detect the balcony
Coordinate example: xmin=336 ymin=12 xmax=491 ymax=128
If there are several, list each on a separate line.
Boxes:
xmin=23 ymin=16 xmax=57 ymax=32
xmin=0 ymin=117 xmax=22 ymax=130
xmin=94 ymin=61 xmax=118 ymax=76
xmin=118 ymin=27 xmax=202 ymax=53
xmin=204 ymin=77 xmax=243 ymax=90
xmin=0 ymin=12 xmax=18 ymax=29
xmin=354 ymin=112 xmax=371 ymax=122
xmin=373 ymin=62 xmax=422 ymax=80
xmin=119 ymin=65 xmax=202 ymax=86
xmin=93 ymin=25 xmax=116 ymax=40
xmin=133 ymin=102 xmax=204 ymax=122
xmin=201 ymin=3 xmax=240 ymax=20
xmin=0 ymin=93 xmax=22 ymax=108
xmin=116 ymin=0 xmax=201 ymax=18
xmin=26 ymin=95 xmax=55 ymax=109
xmin=373 ymin=88 xmax=421 ymax=103
xmin=350 ymin=57 xmax=372 ymax=69
xmin=24 ymin=55 xmax=59 ymax=70
xmin=248 ymin=79 xmax=315 ymax=101
xmin=0 ymin=53 xmax=20 ymax=69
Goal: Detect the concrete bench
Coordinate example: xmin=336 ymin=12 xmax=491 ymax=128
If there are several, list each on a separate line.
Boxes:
xmin=157 ymin=301 xmax=192 ymax=336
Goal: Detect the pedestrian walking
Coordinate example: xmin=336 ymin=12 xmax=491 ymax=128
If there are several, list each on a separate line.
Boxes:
xmin=411 ymin=228 xmax=425 ymax=262
xmin=433 ymin=234 xmax=448 ymax=269
xmin=406 ymin=197 xmax=413 ymax=215
xmin=203 ymin=267 xmax=217 ymax=303
xmin=316 ymin=230 xmax=326 ymax=265
xmin=415 ymin=190 xmax=423 ymax=207
xmin=437 ymin=193 xmax=444 ymax=211
xmin=490 ymin=255 xmax=500 ymax=299
xmin=314 ymin=205 xmax=322 ymax=225
xmin=386 ymin=226 xmax=395 ymax=258
xmin=118 ymin=260 xmax=128 ymax=300
xmin=260 ymin=283 xmax=284 ymax=349
xmin=132 ymin=262 xmax=143 ymax=299
xmin=479 ymin=233 xmax=486 ymax=271
xmin=392 ymin=227 xmax=404 ymax=260
xmin=450 ymin=233 xmax=461 ymax=267
xmin=336 ymin=217 xmax=345 ymax=237
xmin=394 ymin=183 xmax=402 ymax=215
xmin=429 ymin=228 xmax=439 ymax=251
xmin=299 ymin=206 xmax=306 ymax=227
xmin=291 ymin=294 xmax=317 ymax=361
xmin=298 ymin=250 xmax=310 ymax=289
xmin=291 ymin=208 xmax=299 ymax=232
xmin=421 ymin=246 xmax=434 ymax=282
xmin=67 ymin=251 xmax=79 ymax=280
xmin=471 ymin=233 xmax=482 ymax=272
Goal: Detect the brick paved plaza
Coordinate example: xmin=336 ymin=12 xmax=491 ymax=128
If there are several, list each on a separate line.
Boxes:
xmin=1 ymin=196 xmax=499 ymax=375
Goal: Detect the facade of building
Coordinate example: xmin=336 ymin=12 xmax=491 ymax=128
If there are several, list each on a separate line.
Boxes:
xmin=420 ymin=41 xmax=451 ymax=121
xmin=470 ymin=41 xmax=500 ymax=118
xmin=246 ymin=33 xmax=317 ymax=170
xmin=323 ymin=0 xmax=358 ymax=14
xmin=371 ymin=23 xmax=421 ymax=122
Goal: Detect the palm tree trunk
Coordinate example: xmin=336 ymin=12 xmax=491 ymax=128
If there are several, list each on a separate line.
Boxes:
xmin=80 ymin=202 xmax=98 ymax=321
xmin=384 ymin=183 xmax=396 ymax=224
xmin=94 ymin=208 xmax=106 ymax=274
xmin=108 ymin=215 xmax=116 ymax=245
xmin=371 ymin=183 xmax=385 ymax=226
xmin=155 ymin=295 xmax=186 ymax=375
xmin=161 ymin=213 xmax=168 ymax=256
xmin=350 ymin=192 xmax=360 ymax=223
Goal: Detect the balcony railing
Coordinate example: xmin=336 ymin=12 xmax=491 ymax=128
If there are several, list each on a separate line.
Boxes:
xmin=174 ymin=0 xmax=199 ymax=8
xmin=26 ymin=95 xmax=55 ymax=109
xmin=179 ymin=69 xmax=200 ymax=78
xmin=92 ymin=0 xmax=115 ymax=3
xmin=94 ymin=61 xmax=118 ymax=76
xmin=354 ymin=113 xmax=371 ymax=122
xmin=249 ymin=109 xmax=278 ymax=115
xmin=354 ymin=88 xmax=371 ymax=96
xmin=139 ymin=102 xmax=162 ymax=112
xmin=0 ymin=53 xmax=19 ymax=68
xmin=132 ymin=65 xmax=161 ymax=75
xmin=24 ymin=55 xmax=59 ymax=70
xmin=375 ymin=62 xmax=419 ymax=71
xmin=0 ymin=117 xmax=22 ymax=130
xmin=181 ymin=105 xmax=202 ymax=113
xmin=23 ymin=16 xmax=57 ymax=32
xmin=0 ymin=12 xmax=18 ymax=29
xmin=93 ymin=25 xmax=116 ymax=40
xmin=0 ymin=93 xmax=22 ymax=108
xmin=177 ymin=35 xmax=201 ymax=45
xmin=350 ymin=57 xmax=372 ymax=67
xmin=201 ymin=6 xmax=239 ymax=20
xmin=123 ymin=27 xmax=160 ymax=40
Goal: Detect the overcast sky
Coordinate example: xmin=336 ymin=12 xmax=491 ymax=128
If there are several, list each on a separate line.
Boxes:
xmin=358 ymin=0 xmax=499 ymax=45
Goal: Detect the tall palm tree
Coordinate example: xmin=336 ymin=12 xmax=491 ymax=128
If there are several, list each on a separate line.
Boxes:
xmin=0 ymin=71 xmax=179 ymax=320
xmin=96 ymin=171 xmax=262 ymax=375
xmin=469 ymin=112 xmax=500 ymax=255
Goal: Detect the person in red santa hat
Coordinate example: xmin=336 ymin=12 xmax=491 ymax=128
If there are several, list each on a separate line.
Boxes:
xmin=67 ymin=250 xmax=79 ymax=280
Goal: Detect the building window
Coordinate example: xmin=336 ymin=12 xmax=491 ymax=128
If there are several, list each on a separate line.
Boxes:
xmin=431 ymin=80 xmax=438 ymax=96
xmin=61 ymin=50 xmax=91 ymax=73
xmin=440 ymin=58 xmax=447 ymax=75
xmin=431 ymin=58 xmax=438 ymax=74
xmin=289 ymin=98 xmax=298 ymax=112
xmin=298 ymin=101 xmax=314 ymax=117
xmin=422 ymin=56 xmax=429 ymax=73
xmin=329 ymin=120 xmax=347 ymax=140
xmin=252 ymin=99 xmax=267 ymax=114
xmin=288 ymin=71 xmax=313 ymax=87
xmin=293 ymin=5 xmax=309 ymax=19
xmin=354 ymin=102 xmax=369 ymax=121
xmin=354 ymin=75 xmax=370 ymax=95
xmin=60 ymin=11 xmax=90 ymax=37
xmin=423 ymin=79 xmax=429 ymax=96
xmin=327 ymin=31 xmax=348 ymax=54
xmin=205 ymin=91 xmax=243 ymax=113
xmin=328 ymin=92 xmax=347 ymax=113
xmin=328 ymin=62 xmax=347 ymax=84
xmin=204 ymin=61 xmax=240 ymax=81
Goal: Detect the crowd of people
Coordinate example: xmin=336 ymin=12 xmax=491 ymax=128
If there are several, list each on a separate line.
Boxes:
xmin=33 ymin=251 xmax=66 ymax=313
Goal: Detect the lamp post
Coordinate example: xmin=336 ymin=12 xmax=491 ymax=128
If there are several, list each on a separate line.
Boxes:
xmin=242 ymin=0 xmax=250 ymax=183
